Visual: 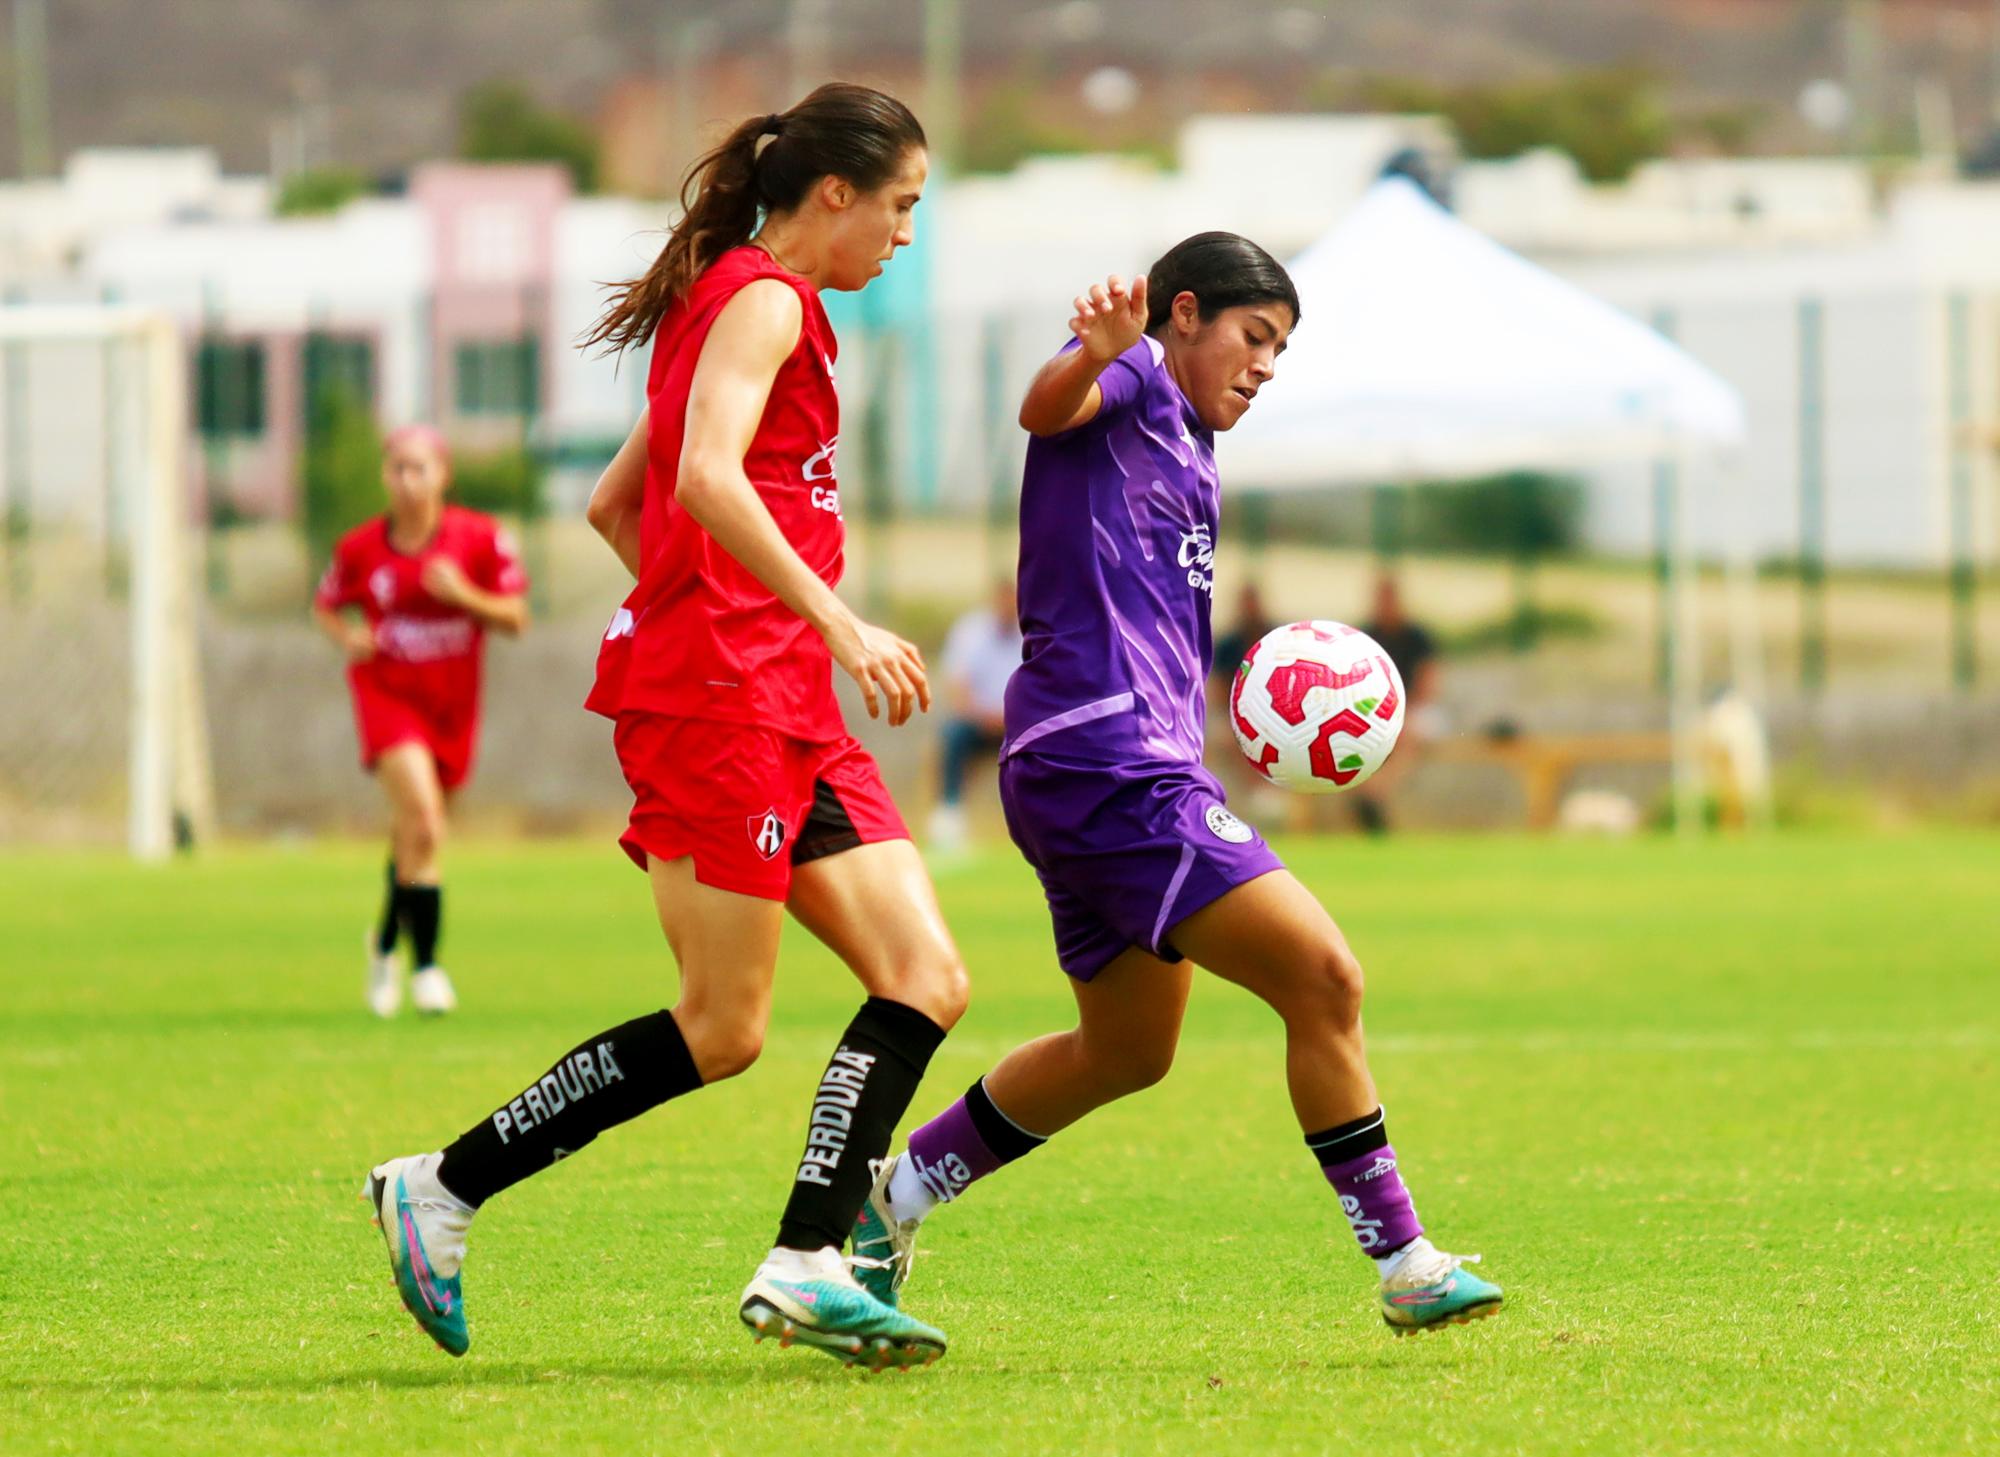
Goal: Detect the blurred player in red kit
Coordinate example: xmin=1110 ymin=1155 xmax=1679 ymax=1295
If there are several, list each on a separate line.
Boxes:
xmin=313 ymin=424 xmax=529 ymax=1018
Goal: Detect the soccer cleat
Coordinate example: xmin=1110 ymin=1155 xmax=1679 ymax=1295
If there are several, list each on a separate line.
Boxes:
xmin=363 ymin=1153 xmax=474 ymax=1356
xmin=410 ymin=966 xmax=458 ymax=1017
xmin=848 ymin=1156 xmax=920 ymax=1308
xmin=366 ymin=930 xmax=403 ymax=1018
xmin=739 ymin=1246 xmax=946 ymax=1372
xmin=1379 ymin=1239 xmax=1503 ymax=1335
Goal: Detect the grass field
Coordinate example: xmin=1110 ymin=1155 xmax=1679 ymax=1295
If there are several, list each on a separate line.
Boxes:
xmin=3 ymin=832 xmax=1996 ymax=1455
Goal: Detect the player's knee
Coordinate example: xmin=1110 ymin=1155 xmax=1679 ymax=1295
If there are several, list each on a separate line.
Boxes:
xmin=1093 ymin=1035 xmax=1176 ymax=1095
xmin=1303 ymin=944 xmax=1366 ymax=1028
xmin=680 ymin=1013 xmax=765 ymax=1082
xmin=399 ymin=812 xmax=443 ymax=864
xmin=920 ymin=954 xmax=971 ymax=1030
xmin=869 ymin=948 xmax=970 ymax=1030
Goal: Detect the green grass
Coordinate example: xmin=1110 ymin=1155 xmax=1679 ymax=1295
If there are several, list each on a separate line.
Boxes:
xmin=3 ymin=833 xmax=1996 ymax=1455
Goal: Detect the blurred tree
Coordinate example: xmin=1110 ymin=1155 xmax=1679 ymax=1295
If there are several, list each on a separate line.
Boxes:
xmin=450 ymin=446 xmax=545 ymax=521
xmin=961 ymin=80 xmax=1169 ymax=175
xmin=457 ymin=81 xmax=599 ymax=191
xmin=1407 ymin=471 xmax=1583 ymax=557
xmin=275 ymin=167 xmax=370 ymax=216
xmin=1690 ymin=104 xmax=1765 ymax=157
xmin=1330 ymin=67 xmax=1672 ymax=183
xmin=300 ymin=384 xmax=382 ymax=566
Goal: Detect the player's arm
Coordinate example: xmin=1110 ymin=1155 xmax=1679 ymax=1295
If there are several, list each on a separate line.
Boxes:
xmin=313 ymin=603 xmax=375 ymax=662
xmin=1018 ymin=273 xmax=1148 ymax=437
xmin=585 ymin=408 xmax=649 ymax=579
xmin=678 ymin=279 xmax=928 ymax=726
xmin=312 ymin=549 xmax=375 ymax=661
xmin=421 ymin=558 xmax=528 ymax=636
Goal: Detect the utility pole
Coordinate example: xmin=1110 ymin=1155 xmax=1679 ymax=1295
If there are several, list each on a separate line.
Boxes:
xmin=787 ymin=0 xmax=832 ymax=104
xmin=663 ymin=16 xmax=719 ymax=194
xmin=924 ymin=0 xmax=962 ymax=176
xmin=11 ymin=0 xmax=54 ymax=177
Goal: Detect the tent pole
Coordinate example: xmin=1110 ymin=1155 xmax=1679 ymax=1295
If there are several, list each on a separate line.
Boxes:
xmin=1668 ymin=451 xmax=1702 ymax=839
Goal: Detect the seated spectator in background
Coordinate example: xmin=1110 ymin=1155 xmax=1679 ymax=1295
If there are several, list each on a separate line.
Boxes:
xmin=928 ymin=580 xmax=1023 ymax=851
xmin=1356 ymin=574 xmax=1442 ymax=835
xmin=1212 ymin=583 xmax=1276 ymax=687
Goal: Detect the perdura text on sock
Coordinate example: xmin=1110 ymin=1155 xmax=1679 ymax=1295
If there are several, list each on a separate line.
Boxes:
xmin=492 ymin=1042 xmax=625 ymax=1144
xmin=793 ymin=1048 xmax=876 ymax=1186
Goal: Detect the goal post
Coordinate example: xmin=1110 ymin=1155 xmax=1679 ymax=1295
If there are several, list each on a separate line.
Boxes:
xmin=0 ymin=305 xmax=213 ymax=858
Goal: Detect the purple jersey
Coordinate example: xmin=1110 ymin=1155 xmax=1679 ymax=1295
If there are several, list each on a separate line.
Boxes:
xmin=1003 ymin=336 xmax=1218 ymax=766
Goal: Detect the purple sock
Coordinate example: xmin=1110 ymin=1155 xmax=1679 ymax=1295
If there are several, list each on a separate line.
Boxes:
xmin=1307 ymin=1109 xmax=1424 ymax=1258
xmin=900 ymin=1078 xmax=1044 ymax=1207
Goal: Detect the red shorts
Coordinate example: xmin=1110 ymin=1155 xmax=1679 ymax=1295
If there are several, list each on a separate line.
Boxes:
xmin=351 ymin=676 xmax=478 ymax=791
xmin=612 ymin=712 xmax=908 ymax=900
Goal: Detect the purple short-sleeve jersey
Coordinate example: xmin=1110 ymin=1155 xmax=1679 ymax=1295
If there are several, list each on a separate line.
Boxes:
xmin=1003 ymin=336 xmax=1217 ymax=766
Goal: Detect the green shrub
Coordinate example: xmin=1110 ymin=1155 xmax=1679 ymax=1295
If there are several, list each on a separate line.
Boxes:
xmin=300 ymin=384 xmax=383 ymax=566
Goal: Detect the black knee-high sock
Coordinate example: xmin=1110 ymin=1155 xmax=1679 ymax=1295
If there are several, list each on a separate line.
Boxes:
xmin=435 ymin=1009 xmax=703 ymax=1208
xmin=775 ymin=997 xmax=949 ymax=1252
xmin=400 ymin=884 xmax=442 ymax=969
xmin=375 ymin=859 xmax=401 ymax=955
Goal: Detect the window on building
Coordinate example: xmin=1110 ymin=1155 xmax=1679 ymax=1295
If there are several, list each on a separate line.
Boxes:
xmin=195 ymin=340 xmax=266 ymax=438
xmin=303 ymin=334 xmax=375 ymax=413
xmin=454 ymin=338 xmax=539 ymax=417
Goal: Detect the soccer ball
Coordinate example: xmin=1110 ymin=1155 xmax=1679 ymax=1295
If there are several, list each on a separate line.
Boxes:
xmin=1228 ymin=621 xmax=1406 ymax=794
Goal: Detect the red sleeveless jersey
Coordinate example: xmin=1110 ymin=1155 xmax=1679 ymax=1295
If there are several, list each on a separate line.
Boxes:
xmin=586 ymin=246 xmax=845 ymax=741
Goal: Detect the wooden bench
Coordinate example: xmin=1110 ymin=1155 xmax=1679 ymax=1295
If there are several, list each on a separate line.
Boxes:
xmin=1426 ymin=732 xmax=1674 ymax=829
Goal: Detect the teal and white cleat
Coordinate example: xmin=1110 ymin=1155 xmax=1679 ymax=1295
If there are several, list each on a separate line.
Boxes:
xmin=363 ymin=1153 xmax=474 ymax=1357
xmin=740 ymin=1246 xmax=946 ymax=1372
xmin=1380 ymin=1239 xmax=1503 ymax=1335
xmin=848 ymin=1156 xmax=920 ymax=1308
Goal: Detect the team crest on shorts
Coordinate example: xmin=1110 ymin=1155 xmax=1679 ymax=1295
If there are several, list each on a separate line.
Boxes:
xmin=1204 ymin=803 xmax=1253 ymax=844
xmin=748 ymin=809 xmax=788 ymax=860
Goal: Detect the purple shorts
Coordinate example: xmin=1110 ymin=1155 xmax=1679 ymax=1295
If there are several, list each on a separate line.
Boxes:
xmin=998 ymin=748 xmax=1284 ymax=981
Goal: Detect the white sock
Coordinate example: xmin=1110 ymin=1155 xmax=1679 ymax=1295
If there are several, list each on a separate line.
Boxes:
xmin=1375 ymin=1235 xmax=1434 ymax=1281
xmin=762 ymin=1244 xmax=853 ymax=1286
xmin=885 ymin=1152 xmax=939 ymax=1224
xmin=386 ymin=1153 xmax=473 ymax=1277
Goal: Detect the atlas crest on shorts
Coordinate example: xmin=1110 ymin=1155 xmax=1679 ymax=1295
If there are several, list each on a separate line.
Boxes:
xmin=748 ymin=809 xmax=788 ymax=860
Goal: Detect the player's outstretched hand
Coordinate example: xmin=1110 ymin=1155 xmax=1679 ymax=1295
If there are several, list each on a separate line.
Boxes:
xmin=421 ymin=556 xmax=473 ymax=607
xmin=1069 ymin=274 xmax=1148 ymax=364
xmin=824 ymin=610 xmax=930 ymax=727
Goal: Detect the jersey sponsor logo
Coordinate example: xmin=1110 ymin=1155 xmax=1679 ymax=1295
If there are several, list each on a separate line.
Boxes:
xmin=375 ymin=615 xmax=477 ymax=663
xmin=1177 ymin=523 xmax=1214 ymax=596
xmin=809 ymin=485 xmax=842 ymax=517
xmin=794 ymin=1047 xmax=877 ymax=1186
xmin=604 ymin=607 xmax=635 ymax=641
xmin=748 ymin=809 xmax=787 ymax=860
xmin=802 ymin=435 xmax=838 ymax=482
xmin=1204 ymin=802 xmax=1253 ymax=844
xmin=369 ymin=565 xmax=399 ymax=610
xmin=491 ymin=1041 xmax=625 ymax=1144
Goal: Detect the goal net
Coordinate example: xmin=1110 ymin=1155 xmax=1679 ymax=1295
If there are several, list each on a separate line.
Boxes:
xmin=0 ymin=306 xmax=213 ymax=857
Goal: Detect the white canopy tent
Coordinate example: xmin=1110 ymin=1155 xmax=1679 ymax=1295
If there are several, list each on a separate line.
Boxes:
xmin=1217 ymin=177 xmax=1757 ymax=832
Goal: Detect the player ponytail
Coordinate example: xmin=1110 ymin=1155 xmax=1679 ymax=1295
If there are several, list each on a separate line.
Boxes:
xmin=1143 ymin=232 xmax=1300 ymax=336
xmin=583 ymin=82 xmax=926 ymax=355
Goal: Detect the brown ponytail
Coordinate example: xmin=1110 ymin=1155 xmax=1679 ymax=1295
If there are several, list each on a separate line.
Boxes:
xmin=583 ymin=83 xmax=925 ymax=356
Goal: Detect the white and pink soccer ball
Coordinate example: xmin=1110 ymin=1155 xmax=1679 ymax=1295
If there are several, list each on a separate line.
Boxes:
xmin=1228 ymin=621 xmax=1407 ymax=794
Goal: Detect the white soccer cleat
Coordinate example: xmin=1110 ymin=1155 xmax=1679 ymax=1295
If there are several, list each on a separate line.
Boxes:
xmin=410 ymin=965 xmax=458 ymax=1017
xmin=366 ymin=931 xmax=403 ymax=1018
xmin=363 ymin=1152 xmax=474 ymax=1355
xmin=926 ymin=804 xmax=969 ymax=854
